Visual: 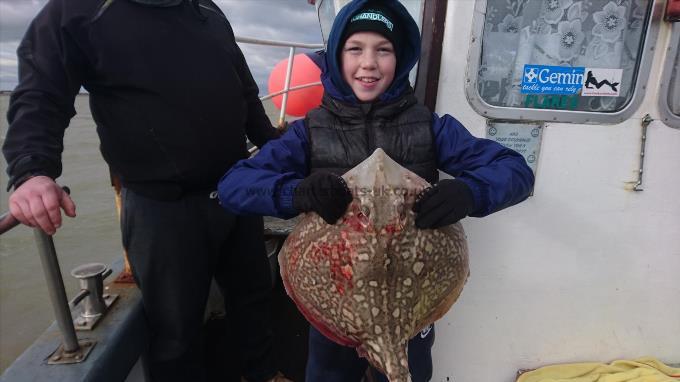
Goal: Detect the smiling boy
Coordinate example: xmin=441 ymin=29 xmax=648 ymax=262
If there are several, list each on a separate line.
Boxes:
xmin=218 ymin=0 xmax=534 ymax=381
xmin=342 ymin=27 xmax=396 ymax=102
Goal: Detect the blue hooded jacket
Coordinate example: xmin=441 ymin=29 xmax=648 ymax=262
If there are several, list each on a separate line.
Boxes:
xmin=218 ymin=0 xmax=534 ymax=219
xmin=322 ymin=0 xmax=421 ymax=104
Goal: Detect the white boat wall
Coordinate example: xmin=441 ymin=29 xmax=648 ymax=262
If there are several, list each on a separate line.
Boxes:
xmin=422 ymin=0 xmax=680 ymax=381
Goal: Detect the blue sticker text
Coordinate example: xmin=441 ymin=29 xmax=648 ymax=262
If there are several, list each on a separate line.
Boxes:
xmin=521 ymin=65 xmax=585 ymax=95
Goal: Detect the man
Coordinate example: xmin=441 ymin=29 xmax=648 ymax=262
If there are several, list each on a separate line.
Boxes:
xmin=3 ymin=0 xmax=290 ymax=381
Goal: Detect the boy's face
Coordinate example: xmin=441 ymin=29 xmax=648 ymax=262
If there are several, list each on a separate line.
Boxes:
xmin=341 ymin=31 xmax=396 ymax=102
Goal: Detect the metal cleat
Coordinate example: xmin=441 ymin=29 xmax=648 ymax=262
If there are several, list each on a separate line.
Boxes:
xmin=70 ymin=263 xmax=118 ymax=331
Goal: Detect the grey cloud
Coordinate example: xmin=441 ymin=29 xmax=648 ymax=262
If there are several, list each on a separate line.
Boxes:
xmin=0 ymin=0 xmax=47 ymax=90
xmin=0 ymin=0 xmax=46 ymax=41
xmin=0 ymin=0 xmax=323 ymax=92
xmin=216 ymin=0 xmax=323 ymax=91
xmin=218 ymin=0 xmax=322 ymax=43
xmin=217 ymin=0 xmax=323 ymax=93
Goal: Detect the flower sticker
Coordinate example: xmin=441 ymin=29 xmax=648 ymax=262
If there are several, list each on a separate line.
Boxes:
xmin=557 ymin=19 xmax=585 ymax=61
xmin=592 ymin=1 xmax=627 ymax=43
xmin=540 ymin=0 xmax=574 ymax=24
xmin=498 ymin=14 xmax=524 ymax=33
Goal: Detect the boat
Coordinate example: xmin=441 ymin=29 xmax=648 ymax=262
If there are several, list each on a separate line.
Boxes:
xmin=1 ymin=0 xmax=678 ymax=380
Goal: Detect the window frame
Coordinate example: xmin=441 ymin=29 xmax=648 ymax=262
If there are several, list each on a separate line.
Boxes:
xmin=464 ymin=0 xmax=663 ymax=124
xmin=414 ymin=0 xmax=447 ymax=111
xmin=658 ymin=22 xmax=680 ymax=128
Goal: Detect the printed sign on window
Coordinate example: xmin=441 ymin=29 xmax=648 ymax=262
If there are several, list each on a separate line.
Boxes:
xmin=521 ymin=65 xmax=585 ymax=95
xmin=581 ymin=68 xmax=623 ymax=97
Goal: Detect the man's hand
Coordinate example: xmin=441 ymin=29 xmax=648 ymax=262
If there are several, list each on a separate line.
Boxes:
xmin=8 ymin=176 xmax=76 ymax=235
xmin=412 ymin=179 xmax=475 ymax=229
xmin=293 ymin=172 xmax=353 ymax=225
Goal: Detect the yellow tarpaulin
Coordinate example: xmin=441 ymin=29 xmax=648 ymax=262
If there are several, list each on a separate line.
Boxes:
xmin=517 ymin=357 xmax=680 ymax=382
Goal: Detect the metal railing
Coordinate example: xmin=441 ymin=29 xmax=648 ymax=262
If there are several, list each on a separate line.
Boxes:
xmin=235 ymin=35 xmax=324 ymax=130
xmin=0 ymin=212 xmax=80 ymax=357
xmin=0 ymin=187 xmax=113 ymax=365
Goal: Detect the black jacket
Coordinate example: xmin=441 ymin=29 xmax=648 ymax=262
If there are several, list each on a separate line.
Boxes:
xmin=307 ymin=90 xmax=438 ymax=184
xmin=2 ymin=0 xmax=277 ymax=199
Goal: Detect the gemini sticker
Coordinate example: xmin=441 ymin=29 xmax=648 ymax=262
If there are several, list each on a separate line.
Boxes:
xmin=521 ymin=65 xmax=585 ymax=95
xmin=581 ymin=68 xmax=623 ymax=97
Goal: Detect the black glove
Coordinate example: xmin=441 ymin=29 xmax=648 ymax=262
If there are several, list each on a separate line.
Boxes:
xmin=293 ymin=172 xmax=353 ymax=224
xmin=412 ymin=179 xmax=475 ymax=229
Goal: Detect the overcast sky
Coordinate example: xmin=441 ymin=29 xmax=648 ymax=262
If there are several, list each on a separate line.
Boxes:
xmin=0 ymin=0 xmax=323 ymax=93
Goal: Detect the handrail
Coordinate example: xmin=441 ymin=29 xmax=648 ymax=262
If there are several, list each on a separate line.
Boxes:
xmin=279 ymin=47 xmax=296 ymax=126
xmin=0 ymin=186 xmax=95 ymax=363
xmin=0 ymin=211 xmax=20 ymax=235
xmin=259 ymin=81 xmax=322 ymax=102
xmin=33 ymin=228 xmax=81 ymax=353
xmin=235 ymin=36 xmax=324 ymax=50
xmin=236 ymin=35 xmax=324 ymax=126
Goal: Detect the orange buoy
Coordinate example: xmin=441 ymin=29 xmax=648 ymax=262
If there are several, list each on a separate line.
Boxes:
xmin=268 ymin=53 xmax=323 ymax=117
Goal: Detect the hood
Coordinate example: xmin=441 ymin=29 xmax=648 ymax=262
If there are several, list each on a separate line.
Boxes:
xmin=323 ymin=0 xmax=421 ymax=104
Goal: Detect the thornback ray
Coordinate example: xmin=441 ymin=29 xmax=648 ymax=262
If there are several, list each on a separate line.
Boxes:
xmin=279 ymin=148 xmax=470 ymax=382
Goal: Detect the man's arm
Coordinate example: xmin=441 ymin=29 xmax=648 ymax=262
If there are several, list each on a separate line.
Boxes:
xmin=220 ymin=14 xmax=279 ymax=148
xmin=2 ymin=0 xmax=87 ymax=233
xmin=238 ymin=47 xmax=280 ymax=147
xmin=433 ymin=114 xmax=535 ymax=217
xmin=217 ymin=120 xmax=309 ymax=218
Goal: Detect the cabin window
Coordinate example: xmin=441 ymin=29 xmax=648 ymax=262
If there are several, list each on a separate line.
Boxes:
xmin=660 ymin=24 xmax=680 ymax=128
xmin=467 ymin=0 xmax=660 ymax=123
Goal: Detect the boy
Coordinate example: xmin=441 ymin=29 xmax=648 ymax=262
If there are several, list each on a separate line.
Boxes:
xmin=218 ymin=0 xmax=535 ymax=381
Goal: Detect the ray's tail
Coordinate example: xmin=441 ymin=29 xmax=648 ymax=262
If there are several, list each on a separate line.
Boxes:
xmin=360 ymin=341 xmax=412 ymax=382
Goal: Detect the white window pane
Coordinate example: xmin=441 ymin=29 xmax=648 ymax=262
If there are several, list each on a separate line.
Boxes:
xmin=477 ymin=0 xmax=651 ymax=112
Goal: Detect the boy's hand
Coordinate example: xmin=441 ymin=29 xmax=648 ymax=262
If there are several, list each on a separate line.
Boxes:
xmin=293 ymin=172 xmax=353 ymax=225
xmin=8 ymin=176 xmax=76 ymax=235
xmin=412 ymin=179 xmax=474 ymax=229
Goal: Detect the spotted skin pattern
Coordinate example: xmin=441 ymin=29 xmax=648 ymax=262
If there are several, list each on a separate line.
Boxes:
xmin=280 ymin=149 xmax=469 ymax=382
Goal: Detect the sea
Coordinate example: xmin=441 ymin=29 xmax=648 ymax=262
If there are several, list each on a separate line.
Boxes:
xmin=0 ymin=93 xmax=285 ymax=372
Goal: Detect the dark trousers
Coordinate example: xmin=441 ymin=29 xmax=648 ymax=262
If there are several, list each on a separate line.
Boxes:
xmin=305 ymin=325 xmax=435 ymax=382
xmin=122 ymin=188 xmax=276 ymax=382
